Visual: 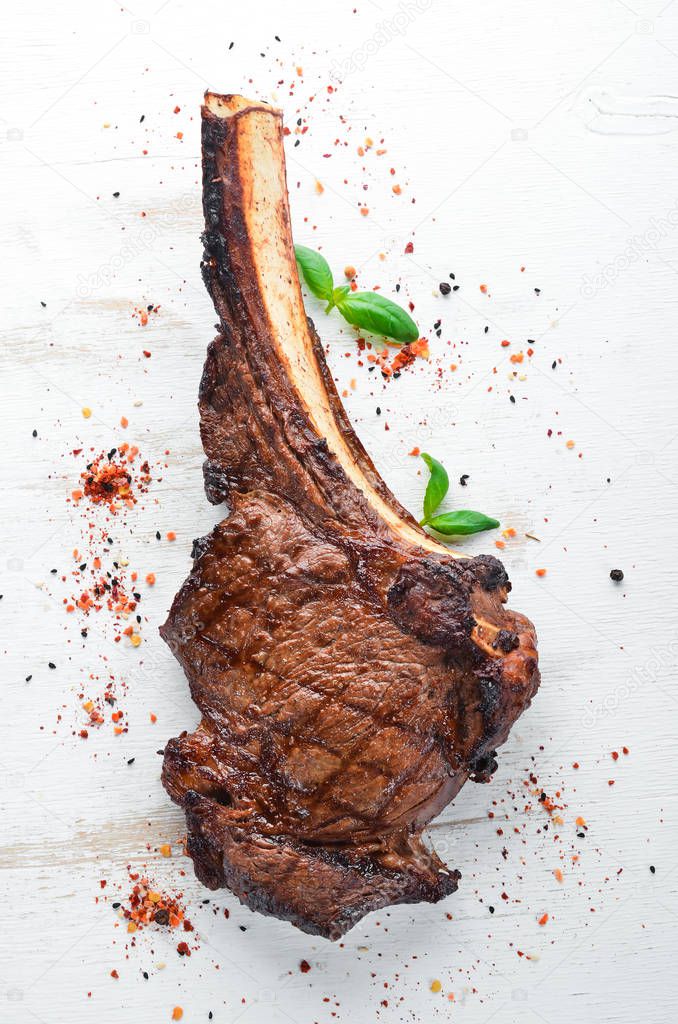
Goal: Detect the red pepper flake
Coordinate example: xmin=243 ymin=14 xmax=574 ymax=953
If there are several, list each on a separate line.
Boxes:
xmin=538 ymin=913 xmax=549 ymax=926
xmin=299 ymin=959 xmax=311 ymax=973
xmin=611 ymin=751 xmax=619 ymax=761
xmin=75 ymin=448 xmax=151 ymax=514
xmin=479 ymin=284 xmax=488 ymax=294
xmin=166 ymin=531 xmax=176 ymax=542
xmin=110 ymin=969 xmax=119 ymax=979
xmin=390 ymin=337 xmax=429 ymax=375
xmin=133 ymin=304 xmax=160 ymax=326
xmin=404 ymin=241 xmax=414 ymax=254
xmin=119 ymin=872 xmax=194 ymax=949
xmin=535 ymin=568 xmax=547 ymax=577
xmin=408 ymin=337 xmax=428 ymax=358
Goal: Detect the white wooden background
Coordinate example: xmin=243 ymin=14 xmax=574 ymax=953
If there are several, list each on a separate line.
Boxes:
xmin=2 ymin=1 xmax=677 ymax=1022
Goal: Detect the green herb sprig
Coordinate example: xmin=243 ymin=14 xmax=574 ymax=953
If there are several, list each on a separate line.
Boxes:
xmin=419 ymin=453 xmax=499 ymax=537
xmin=294 ymin=245 xmax=419 ymax=345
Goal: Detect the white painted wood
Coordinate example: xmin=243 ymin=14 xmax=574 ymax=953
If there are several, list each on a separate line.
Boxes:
xmin=1 ymin=1 xmax=677 ymax=1021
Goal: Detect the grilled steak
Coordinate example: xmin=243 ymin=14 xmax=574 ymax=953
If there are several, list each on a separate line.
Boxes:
xmin=161 ymin=93 xmax=540 ymax=940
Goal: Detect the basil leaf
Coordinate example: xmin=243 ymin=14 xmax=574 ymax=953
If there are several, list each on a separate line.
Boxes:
xmin=421 ymin=453 xmax=449 ymax=523
xmin=335 ymin=290 xmax=419 ymax=344
xmin=427 ymin=510 xmax=500 ymax=536
xmin=294 ymin=245 xmax=334 ymax=302
xmin=332 ymin=284 xmax=351 ymax=306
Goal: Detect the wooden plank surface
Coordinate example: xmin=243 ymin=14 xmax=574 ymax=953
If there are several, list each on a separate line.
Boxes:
xmin=1 ymin=1 xmax=677 ymax=1021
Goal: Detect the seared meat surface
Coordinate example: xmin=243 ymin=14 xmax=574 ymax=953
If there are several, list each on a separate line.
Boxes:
xmin=161 ymin=93 xmax=540 ymax=939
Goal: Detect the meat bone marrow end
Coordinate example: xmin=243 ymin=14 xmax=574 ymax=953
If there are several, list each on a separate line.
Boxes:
xmin=160 ymin=91 xmax=540 ymax=940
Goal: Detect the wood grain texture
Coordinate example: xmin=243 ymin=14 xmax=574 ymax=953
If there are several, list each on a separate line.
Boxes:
xmin=1 ymin=1 xmax=677 ymax=1022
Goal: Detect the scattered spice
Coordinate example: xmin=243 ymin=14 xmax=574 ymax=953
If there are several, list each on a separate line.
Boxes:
xmin=74 ymin=446 xmax=151 ymax=513
xmin=118 ymin=874 xmax=193 ymax=943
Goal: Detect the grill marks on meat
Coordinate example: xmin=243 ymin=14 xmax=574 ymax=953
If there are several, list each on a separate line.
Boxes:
xmin=160 ymin=93 xmax=540 ymax=940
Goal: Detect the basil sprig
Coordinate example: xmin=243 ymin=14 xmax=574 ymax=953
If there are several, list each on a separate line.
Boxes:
xmin=421 ymin=453 xmax=449 ymax=524
xmin=427 ymin=510 xmax=501 ymax=535
xmin=294 ymin=245 xmax=419 ymax=344
xmin=337 ymin=292 xmax=418 ymax=343
xmin=419 ymin=453 xmax=499 ymax=537
xmin=294 ymin=245 xmax=334 ymax=303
